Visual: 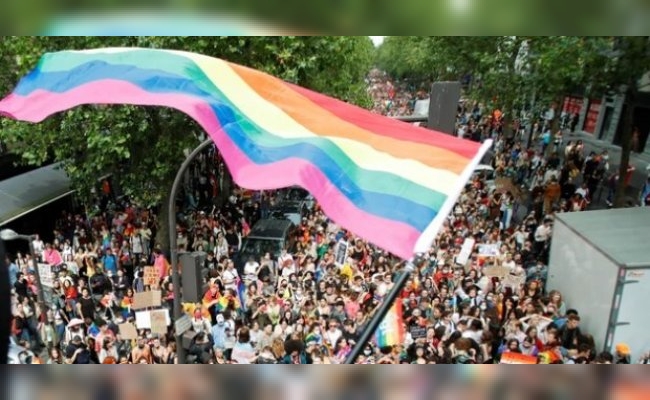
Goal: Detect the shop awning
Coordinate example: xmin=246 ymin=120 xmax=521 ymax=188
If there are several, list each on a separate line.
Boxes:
xmin=0 ymin=163 xmax=74 ymax=226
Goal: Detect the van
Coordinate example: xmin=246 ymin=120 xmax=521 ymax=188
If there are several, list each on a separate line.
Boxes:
xmin=235 ymin=219 xmax=295 ymax=272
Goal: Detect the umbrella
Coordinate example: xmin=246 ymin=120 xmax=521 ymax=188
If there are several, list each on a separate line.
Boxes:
xmin=67 ymin=318 xmax=84 ymax=328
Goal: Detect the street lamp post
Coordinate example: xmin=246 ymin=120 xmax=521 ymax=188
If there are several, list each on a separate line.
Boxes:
xmin=169 ymin=138 xmax=214 ymax=364
xmin=0 ymin=229 xmax=46 ymax=308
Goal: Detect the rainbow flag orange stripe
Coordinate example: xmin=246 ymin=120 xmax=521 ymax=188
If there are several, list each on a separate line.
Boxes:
xmin=0 ymin=48 xmax=491 ymax=259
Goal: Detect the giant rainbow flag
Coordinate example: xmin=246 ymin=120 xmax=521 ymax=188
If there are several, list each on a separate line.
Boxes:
xmin=0 ymin=48 xmax=491 ymax=259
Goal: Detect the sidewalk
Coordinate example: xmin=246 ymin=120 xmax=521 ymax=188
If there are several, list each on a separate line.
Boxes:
xmin=565 ymin=130 xmax=649 ymax=203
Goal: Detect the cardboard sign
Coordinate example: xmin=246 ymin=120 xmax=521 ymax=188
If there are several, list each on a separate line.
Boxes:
xmin=143 ymin=266 xmax=159 ymax=287
xmin=118 ymin=323 xmax=138 ymax=340
xmin=150 ymin=310 xmax=168 ymax=334
xmin=133 ymin=290 xmax=162 ymax=310
xmin=500 ymin=352 xmax=537 ymax=364
xmin=482 ymin=266 xmax=511 ymax=279
xmin=335 ymin=240 xmax=348 ymax=267
xmin=503 ymin=274 xmax=526 ymax=290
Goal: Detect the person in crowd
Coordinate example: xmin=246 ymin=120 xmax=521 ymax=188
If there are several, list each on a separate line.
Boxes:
xmin=9 ymin=97 xmax=647 ymax=366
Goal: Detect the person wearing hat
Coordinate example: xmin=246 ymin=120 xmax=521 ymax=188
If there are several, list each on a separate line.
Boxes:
xmin=615 ymin=343 xmax=631 ymax=364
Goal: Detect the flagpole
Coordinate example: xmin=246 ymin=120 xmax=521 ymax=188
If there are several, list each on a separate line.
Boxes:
xmin=344 ymin=255 xmax=423 ymax=364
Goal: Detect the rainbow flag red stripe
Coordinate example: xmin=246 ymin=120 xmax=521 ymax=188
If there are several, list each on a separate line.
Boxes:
xmin=0 ymin=48 xmax=491 ymax=259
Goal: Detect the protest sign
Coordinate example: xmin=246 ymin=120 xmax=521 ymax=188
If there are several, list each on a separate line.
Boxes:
xmin=409 ymin=326 xmax=427 ymax=340
xmin=455 ymin=238 xmax=475 ymax=266
xmin=503 ymin=274 xmax=526 ymax=290
xmin=37 ymin=263 xmax=54 ymax=288
xmin=133 ymin=290 xmax=162 ymax=310
xmin=143 ymin=266 xmax=159 ymax=287
xmin=150 ymin=310 xmax=168 ymax=334
xmin=135 ymin=309 xmax=171 ymax=330
xmin=335 ymin=240 xmax=348 ymax=267
xmin=118 ymin=323 xmax=138 ymax=340
xmin=477 ymin=244 xmax=500 ymax=257
xmin=174 ymin=314 xmax=193 ymax=336
xmin=482 ymin=266 xmax=511 ymax=279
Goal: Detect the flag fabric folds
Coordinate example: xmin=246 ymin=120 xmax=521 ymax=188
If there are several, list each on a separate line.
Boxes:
xmin=374 ymin=301 xmax=406 ymax=348
xmin=0 ymin=48 xmax=492 ymax=259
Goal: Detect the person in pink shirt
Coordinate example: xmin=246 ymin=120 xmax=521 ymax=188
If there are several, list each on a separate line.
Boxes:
xmin=43 ymin=243 xmax=63 ymax=265
xmin=153 ymin=248 xmax=169 ymax=281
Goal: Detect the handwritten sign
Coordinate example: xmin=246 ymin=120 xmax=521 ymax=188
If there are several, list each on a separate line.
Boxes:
xmin=133 ymin=290 xmax=162 ymax=310
xmin=150 ymin=310 xmax=168 ymax=334
xmin=118 ymin=323 xmax=138 ymax=340
xmin=143 ymin=266 xmax=159 ymax=287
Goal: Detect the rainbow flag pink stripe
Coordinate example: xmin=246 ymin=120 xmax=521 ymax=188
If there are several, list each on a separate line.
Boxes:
xmin=375 ymin=301 xmax=406 ymax=348
xmin=0 ymin=48 xmax=491 ymax=259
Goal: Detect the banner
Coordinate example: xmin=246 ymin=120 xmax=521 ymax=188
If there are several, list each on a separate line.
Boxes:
xmin=583 ymin=99 xmax=602 ymax=134
xmin=500 ymin=352 xmax=537 ymax=364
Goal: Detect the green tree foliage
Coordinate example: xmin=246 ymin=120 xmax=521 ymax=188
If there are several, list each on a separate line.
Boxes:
xmin=0 ymin=36 xmax=374 ymax=248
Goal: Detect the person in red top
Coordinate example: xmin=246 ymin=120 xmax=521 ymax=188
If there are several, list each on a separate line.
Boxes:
xmin=62 ymin=280 xmax=78 ymax=303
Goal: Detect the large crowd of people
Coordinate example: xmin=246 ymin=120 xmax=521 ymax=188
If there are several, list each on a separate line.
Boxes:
xmin=5 ymin=76 xmax=648 ymax=365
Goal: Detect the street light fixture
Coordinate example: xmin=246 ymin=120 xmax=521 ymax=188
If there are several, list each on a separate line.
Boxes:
xmin=0 ymin=229 xmax=46 ymax=308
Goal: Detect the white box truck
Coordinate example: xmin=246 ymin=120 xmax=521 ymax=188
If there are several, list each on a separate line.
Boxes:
xmin=547 ymin=208 xmax=650 ymax=363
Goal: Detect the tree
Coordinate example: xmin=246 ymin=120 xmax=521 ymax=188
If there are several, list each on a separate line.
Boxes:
xmin=376 ymin=36 xmax=597 ymax=139
xmin=590 ymin=37 xmax=650 ymax=208
xmin=0 ymin=36 xmax=374 ymax=249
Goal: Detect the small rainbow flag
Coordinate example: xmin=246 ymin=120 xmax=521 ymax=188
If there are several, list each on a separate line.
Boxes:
xmin=374 ymin=301 xmax=406 ymax=348
xmin=0 ymin=48 xmax=491 ymax=259
xmin=237 ymin=279 xmax=247 ymax=313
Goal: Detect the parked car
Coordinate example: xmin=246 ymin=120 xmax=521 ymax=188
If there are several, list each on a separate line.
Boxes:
xmin=235 ymin=219 xmax=296 ymax=272
xmin=473 ymin=164 xmax=496 ymax=192
xmin=268 ymin=200 xmax=309 ymax=226
xmin=279 ymin=187 xmax=315 ymax=210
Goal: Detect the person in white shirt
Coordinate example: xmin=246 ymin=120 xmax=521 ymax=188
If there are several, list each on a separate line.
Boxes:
xmin=243 ymin=258 xmax=260 ymax=283
xmin=323 ymin=319 xmax=342 ymax=348
xmin=32 ymin=235 xmax=45 ymax=261
xmin=221 ymin=260 xmax=239 ymax=291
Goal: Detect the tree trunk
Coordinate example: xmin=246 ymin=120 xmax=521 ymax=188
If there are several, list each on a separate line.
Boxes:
xmin=155 ymin=190 xmax=173 ymax=256
xmin=613 ymin=86 xmax=636 ymax=208
xmin=545 ymin=98 xmax=562 ymax=157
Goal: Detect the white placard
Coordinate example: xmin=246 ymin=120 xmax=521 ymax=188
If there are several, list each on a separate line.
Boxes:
xmin=135 ymin=309 xmax=171 ymax=330
xmin=37 ymin=263 xmax=54 ymax=288
xmin=455 ymin=238 xmax=476 ymax=266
